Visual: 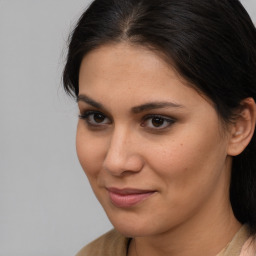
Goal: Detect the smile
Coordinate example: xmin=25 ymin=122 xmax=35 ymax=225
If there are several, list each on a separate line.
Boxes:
xmin=107 ymin=187 xmax=156 ymax=208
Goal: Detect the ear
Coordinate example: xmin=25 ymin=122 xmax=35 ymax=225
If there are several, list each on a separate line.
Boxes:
xmin=227 ymin=97 xmax=256 ymax=156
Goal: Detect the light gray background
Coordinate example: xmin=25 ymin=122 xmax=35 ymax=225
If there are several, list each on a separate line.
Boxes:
xmin=0 ymin=1 xmax=255 ymax=255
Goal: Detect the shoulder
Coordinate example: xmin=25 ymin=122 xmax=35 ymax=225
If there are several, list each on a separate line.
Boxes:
xmin=217 ymin=225 xmax=256 ymax=256
xmin=239 ymin=236 xmax=256 ymax=256
xmin=75 ymin=229 xmax=130 ymax=256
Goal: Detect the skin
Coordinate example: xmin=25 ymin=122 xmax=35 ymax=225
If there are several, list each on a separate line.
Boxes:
xmin=77 ymin=43 xmax=243 ymax=256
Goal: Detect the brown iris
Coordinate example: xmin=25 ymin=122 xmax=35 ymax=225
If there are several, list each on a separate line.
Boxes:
xmin=93 ymin=113 xmax=105 ymax=123
xmin=151 ymin=117 xmax=164 ymax=127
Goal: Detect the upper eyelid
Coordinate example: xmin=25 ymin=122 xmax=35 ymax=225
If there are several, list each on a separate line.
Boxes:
xmin=78 ymin=105 xmax=114 ymax=118
xmin=79 ymin=109 xmax=175 ymax=121
xmin=142 ymin=114 xmax=176 ymax=121
xmin=142 ymin=115 xmax=175 ymax=124
xmin=79 ymin=109 xmax=105 ymax=115
xmin=79 ymin=109 xmax=111 ymax=118
xmin=79 ymin=111 xmax=175 ymax=132
xmin=79 ymin=110 xmax=111 ymax=119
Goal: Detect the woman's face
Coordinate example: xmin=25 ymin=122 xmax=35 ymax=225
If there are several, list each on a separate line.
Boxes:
xmin=77 ymin=43 xmax=232 ymax=237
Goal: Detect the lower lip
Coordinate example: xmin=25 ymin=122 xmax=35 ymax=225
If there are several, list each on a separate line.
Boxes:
xmin=108 ymin=191 xmax=155 ymax=208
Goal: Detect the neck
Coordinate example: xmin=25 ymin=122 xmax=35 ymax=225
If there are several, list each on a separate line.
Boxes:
xmin=129 ymin=209 xmax=241 ymax=256
xmin=130 ymin=213 xmax=241 ymax=256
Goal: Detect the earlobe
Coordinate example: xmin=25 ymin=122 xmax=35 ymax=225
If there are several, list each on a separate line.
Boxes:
xmin=227 ymin=97 xmax=256 ymax=156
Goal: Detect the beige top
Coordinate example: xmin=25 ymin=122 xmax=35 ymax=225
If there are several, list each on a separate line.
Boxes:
xmin=76 ymin=225 xmax=255 ymax=256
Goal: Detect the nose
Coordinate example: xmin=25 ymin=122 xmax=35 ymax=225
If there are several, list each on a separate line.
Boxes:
xmin=102 ymin=127 xmax=144 ymax=176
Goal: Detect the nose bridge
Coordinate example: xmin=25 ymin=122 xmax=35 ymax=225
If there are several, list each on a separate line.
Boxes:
xmin=103 ymin=125 xmax=143 ymax=175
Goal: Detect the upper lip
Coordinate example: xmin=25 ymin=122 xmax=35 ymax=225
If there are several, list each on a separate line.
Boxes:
xmin=106 ymin=187 xmax=156 ymax=195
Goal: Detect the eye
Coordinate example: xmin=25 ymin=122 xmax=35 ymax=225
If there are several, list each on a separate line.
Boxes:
xmin=141 ymin=115 xmax=175 ymax=129
xmin=79 ymin=111 xmax=111 ymax=126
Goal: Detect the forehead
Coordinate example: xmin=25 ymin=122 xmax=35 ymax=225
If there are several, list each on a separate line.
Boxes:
xmin=80 ymin=43 xmax=185 ymax=91
xmin=79 ymin=42 xmax=179 ymax=84
xmin=78 ymin=43 xmax=212 ymax=110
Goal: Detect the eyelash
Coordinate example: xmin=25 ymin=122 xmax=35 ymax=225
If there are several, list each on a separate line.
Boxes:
xmin=79 ymin=111 xmax=175 ymax=130
xmin=79 ymin=111 xmax=112 ymax=128
xmin=141 ymin=114 xmax=175 ymax=130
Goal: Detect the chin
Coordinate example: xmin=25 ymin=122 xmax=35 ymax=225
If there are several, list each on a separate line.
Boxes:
xmin=105 ymin=210 xmax=166 ymax=238
xmin=113 ymin=222 xmax=153 ymax=238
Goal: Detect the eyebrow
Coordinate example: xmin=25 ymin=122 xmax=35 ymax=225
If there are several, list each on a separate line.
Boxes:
xmin=77 ymin=94 xmax=183 ymax=113
xmin=77 ymin=94 xmax=105 ymax=110
xmin=132 ymin=102 xmax=183 ymax=113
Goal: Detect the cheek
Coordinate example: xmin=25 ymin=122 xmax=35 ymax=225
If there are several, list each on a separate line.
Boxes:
xmin=147 ymin=137 xmax=229 ymax=223
xmin=76 ymin=124 xmax=106 ymax=178
xmin=148 ymin=128 xmax=228 ymax=190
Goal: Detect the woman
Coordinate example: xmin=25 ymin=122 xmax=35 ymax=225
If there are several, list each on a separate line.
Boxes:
xmin=63 ymin=0 xmax=256 ymax=255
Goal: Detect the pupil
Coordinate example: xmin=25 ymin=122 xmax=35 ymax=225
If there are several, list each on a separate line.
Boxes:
xmin=152 ymin=117 xmax=164 ymax=127
xmin=94 ymin=114 xmax=105 ymax=123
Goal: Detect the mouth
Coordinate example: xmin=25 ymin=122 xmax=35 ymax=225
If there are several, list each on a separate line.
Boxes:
xmin=107 ymin=187 xmax=156 ymax=208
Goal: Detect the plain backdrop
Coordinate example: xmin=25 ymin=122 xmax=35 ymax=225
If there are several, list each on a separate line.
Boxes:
xmin=0 ymin=1 xmax=255 ymax=255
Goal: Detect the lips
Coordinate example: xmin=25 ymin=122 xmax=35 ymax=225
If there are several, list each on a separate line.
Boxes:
xmin=107 ymin=187 xmax=156 ymax=208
